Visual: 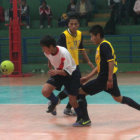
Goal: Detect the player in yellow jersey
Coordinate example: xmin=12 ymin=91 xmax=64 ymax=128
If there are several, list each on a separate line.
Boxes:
xmin=72 ymin=25 xmax=140 ymax=126
xmin=47 ymin=15 xmax=94 ymax=116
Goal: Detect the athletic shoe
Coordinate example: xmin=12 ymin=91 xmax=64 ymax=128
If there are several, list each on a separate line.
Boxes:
xmin=47 ymin=99 xmax=60 ymax=113
xmin=72 ymin=119 xmax=91 ymax=127
xmin=64 ymin=108 xmax=77 ymax=116
xmin=47 ymin=101 xmax=57 ymax=115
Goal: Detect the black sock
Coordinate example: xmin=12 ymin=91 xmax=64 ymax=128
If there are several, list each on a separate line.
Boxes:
xmin=57 ymin=90 xmax=68 ymax=100
xmin=48 ymin=92 xmax=58 ymax=104
xmin=122 ymin=96 xmax=140 ymax=110
xmin=66 ymin=102 xmax=72 ymax=109
xmin=78 ymin=94 xmax=90 ymax=121
xmin=74 ymin=106 xmax=83 ymax=121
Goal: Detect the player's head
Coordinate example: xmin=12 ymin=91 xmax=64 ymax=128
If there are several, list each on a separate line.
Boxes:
xmin=40 ymin=35 xmax=57 ymax=55
xmin=67 ymin=15 xmax=80 ymax=34
xmin=21 ymin=0 xmax=26 ymax=5
xmin=89 ymin=25 xmax=104 ymax=45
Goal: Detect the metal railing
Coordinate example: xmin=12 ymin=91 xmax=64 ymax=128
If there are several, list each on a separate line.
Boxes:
xmin=0 ymin=34 xmax=140 ymax=63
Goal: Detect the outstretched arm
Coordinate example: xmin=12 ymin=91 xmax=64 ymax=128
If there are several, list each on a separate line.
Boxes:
xmin=80 ymin=67 xmax=98 ymax=84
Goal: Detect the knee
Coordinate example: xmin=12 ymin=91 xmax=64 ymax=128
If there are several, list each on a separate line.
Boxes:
xmin=42 ymin=88 xmax=48 ymax=97
xmin=79 ymin=88 xmax=87 ymax=95
xmin=113 ymin=96 xmax=122 ymax=103
xmin=42 ymin=87 xmax=51 ymax=98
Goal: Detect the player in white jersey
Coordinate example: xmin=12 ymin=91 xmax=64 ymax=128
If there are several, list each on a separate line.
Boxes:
xmin=40 ymin=35 xmax=91 ymax=126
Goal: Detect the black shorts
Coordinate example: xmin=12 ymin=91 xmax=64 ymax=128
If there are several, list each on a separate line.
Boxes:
xmin=47 ymin=67 xmax=81 ymax=96
xmin=82 ymin=74 xmax=121 ymax=97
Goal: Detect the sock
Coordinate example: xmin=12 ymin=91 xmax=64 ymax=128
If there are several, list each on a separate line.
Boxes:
xmin=122 ymin=96 xmax=140 ymax=110
xmin=48 ymin=92 xmax=58 ymax=104
xmin=74 ymin=106 xmax=83 ymax=121
xmin=78 ymin=94 xmax=90 ymax=121
xmin=57 ymin=90 xmax=68 ymax=100
xmin=66 ymin=102 xmax=72 ymax=109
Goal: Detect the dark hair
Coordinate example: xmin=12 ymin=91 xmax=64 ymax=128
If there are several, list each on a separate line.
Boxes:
xmin=67 ymin=14 xmax=79 ymax=24
xmin=40 ymin=35 xmax=56 ymax=47
xmin=89 ymin=25 xmax=104 ymax=38
xmin=42 ymin=0 xmax=47 ymax=4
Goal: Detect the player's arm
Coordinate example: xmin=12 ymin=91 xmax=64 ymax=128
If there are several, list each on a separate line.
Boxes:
xmin=80 ymin=67 xmax=98 ymax=84
xmin=57 ymin=33 xmax=67 ymax=48
xmin=107 ymin=60 xmax=114 ymax=89
xmin=81 ymin=49 xmax=94 ymax=69
xmin=101 ymin=43 xmax=114 ymax=89
xmin=48 ymin=60 xmax=53 ymax=69
xmin=80 ymin=36 xmax=94 ymax=69
xmin=48 ymin=69 xmax=67 ymax=76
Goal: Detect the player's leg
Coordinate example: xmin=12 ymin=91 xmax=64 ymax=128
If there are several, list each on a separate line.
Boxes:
xmin=42 ymin=83 xmax=59 ymax=113
xmin=58 ymin=89 xmax=76 ymax=116
xmin=113 ymin=96 xmax=140 ymax=110
xmin=45 ymin=75 xmax=63 ymax=113
xmin=77 ymin=93 xmax=90 ymax=121
xmin=73 ymin=77 xmax=106 ymax=127
xmin=106 ymin=74 xmax=140 ymax=110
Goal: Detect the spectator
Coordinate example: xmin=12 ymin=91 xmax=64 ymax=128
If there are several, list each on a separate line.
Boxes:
xmin=76 ymin=0 xmax=92 ymax=26
xmin=21 ymin=0 xmax=30 ymax=29
xmin=39 ymin=0 xmax=52 ymax=29
xmin=133 ymin=0 xmax=140 ymax=24
xmin=66 ymin=0 xmax=77 ymax=16
xmin=108 ymin=0 xmax=122 ymax=24
xmin=0 ymin=6 xmax=4 ymax=22
xmin=120 ymin=0 xmax=130 ymax=25
xmin=58 ymin=13 xmax=68 ymax=27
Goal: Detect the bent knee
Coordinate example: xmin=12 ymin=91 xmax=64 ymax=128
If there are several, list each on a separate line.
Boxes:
xmin=79 ymin=88 xmax=87 ymax=95
xmin=42 ymin=88 xmax=49 ymax=97
xmin=42 ymin=84 xmax=54 ymax=97
xmin=113 ymin=96 xmax=122 ymax=103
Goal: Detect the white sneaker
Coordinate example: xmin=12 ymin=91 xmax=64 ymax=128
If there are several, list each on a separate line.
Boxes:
xmin=26 ymin=25 xmax=30 ymax=29
xmin=40 ymin=25 xmax=43 ymax=29
xmin=64 ymin=108 xmax=77 ymax=116
xmin=48 ymin=25 xmax=51 ymax=28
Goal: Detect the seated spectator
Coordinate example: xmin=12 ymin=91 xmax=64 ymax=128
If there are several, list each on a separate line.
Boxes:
xmin=0 ymin=6 xmax=5 ymax=22
xmin=39 ymin=0 xmax=52 ymax=29
xmin=66 ymin=0 xmax=77 ymax=16
xmin=21 ymin=0 xmax=30 ymax=29
xmin=58 ymin=13 xmax=68 ymax=27
xmin=133 ymin=0 xmax=140 ymax=24
xmin=76 ymin=0 xmax=92 ymax=26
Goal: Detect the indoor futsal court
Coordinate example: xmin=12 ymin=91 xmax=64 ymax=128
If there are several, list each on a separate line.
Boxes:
xmin=0 ymin=73 xmax=140 ymax=140
xmin=1 ymin=0 xmax=140 ymax=140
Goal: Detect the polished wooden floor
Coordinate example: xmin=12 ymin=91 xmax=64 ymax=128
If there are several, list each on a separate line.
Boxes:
xmin=0 ymin=73 xmax=140 ymax=140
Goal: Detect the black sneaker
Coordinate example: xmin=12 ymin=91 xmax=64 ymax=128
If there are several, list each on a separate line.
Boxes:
xmin=48 ymin=101 xmax=57 ymax=115
xmin=47 ymin=99 xmax=60 ymax=113
xmin=73 ymin=119 xmax=91 ymax=127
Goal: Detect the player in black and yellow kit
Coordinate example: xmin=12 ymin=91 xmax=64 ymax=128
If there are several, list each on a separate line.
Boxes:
xmin=47 ymin=15 xmax=94 ymax=116
xmin=73 ymin=25 xmax=140 ymax=126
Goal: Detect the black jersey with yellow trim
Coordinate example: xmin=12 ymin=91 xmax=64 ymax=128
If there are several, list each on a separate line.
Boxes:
xmin=95 ymin=40 xmax=118 ymax=76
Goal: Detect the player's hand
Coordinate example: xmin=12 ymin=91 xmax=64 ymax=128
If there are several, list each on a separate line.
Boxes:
xmin=106 ymin=80 xmax=113 ymax=90
xmin=88 ymin=61 xmax=94 ymax=69
xmin=48 ymin=63 xmax=52 ymax=69
xmin=80 ymin=77 xmax=88 ymax=84
xmin=48 ymin=70 xmax=57 ymax=76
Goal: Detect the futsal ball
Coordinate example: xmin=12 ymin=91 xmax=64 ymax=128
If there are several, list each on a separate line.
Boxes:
xmin=0 ymin=60 xmax=14 ymax=75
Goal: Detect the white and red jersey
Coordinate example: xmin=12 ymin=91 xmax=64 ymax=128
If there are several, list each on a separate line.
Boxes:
xmin=44 ymin=46 xmax=76 ymax=75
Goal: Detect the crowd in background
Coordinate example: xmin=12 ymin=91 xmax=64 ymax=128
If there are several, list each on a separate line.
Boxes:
xmin=0 ymin=0 xmax=140 ymax=30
